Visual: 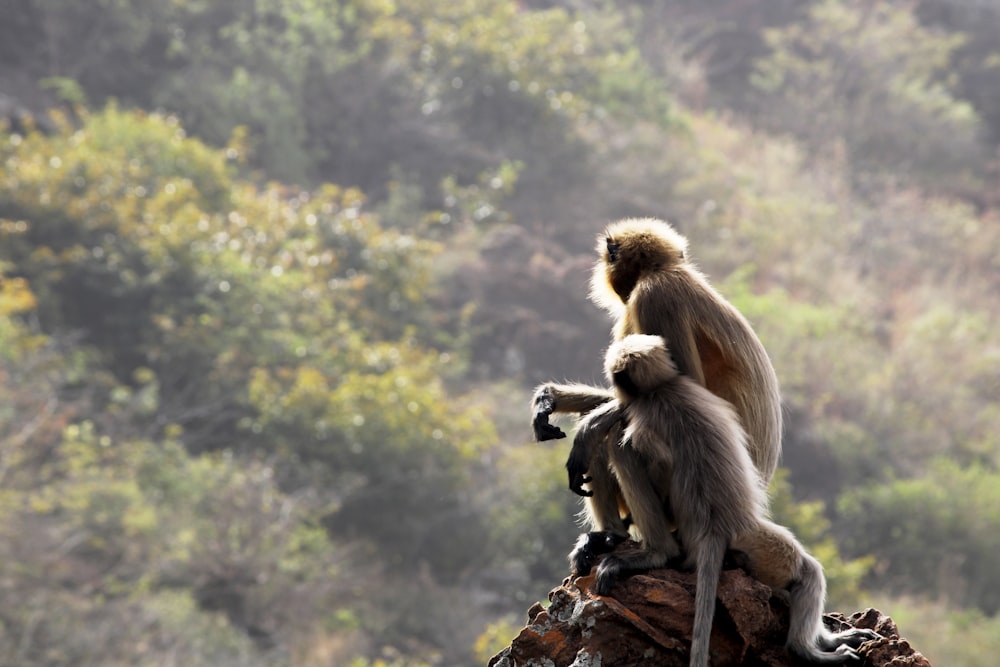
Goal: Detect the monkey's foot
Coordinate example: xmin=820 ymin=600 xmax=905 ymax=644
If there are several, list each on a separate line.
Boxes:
xmin=594 ymin=555 xmax=623 ymax=596
xmin=569 ymin=531 xmax=627 ymax=577
xmin=821 ymin=627 xmax=881 ymax=651
xmin=792 ymin=625 xmax=881 ymax=664
xmin=593 ymin=545 xmax=679 ymax=596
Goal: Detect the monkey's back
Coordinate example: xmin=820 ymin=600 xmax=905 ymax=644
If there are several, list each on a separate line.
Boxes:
xmin=639 ymin=375 xmax=767 ymax=546
xmin=627 ymin=269 xmax=783 ymax=483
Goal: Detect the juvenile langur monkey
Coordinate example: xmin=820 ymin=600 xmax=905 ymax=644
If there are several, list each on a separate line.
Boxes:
xmin=531 ymin=218 xmax=782 ymax=553
xmin=590 ymin=334 xmax=877 ymax=666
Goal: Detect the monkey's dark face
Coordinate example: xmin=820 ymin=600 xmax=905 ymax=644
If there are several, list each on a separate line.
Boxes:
xmin=604 ymin=235 xmax=640 ymax=302
xmin=611 ymin=367 xmax=641 ymax=398
xmin=603 ymin=230 xmax=684 ymax=302
xmin=606 ymin=238 xmax=621 ymax=263
xmin=605 ymin=334 xmax=679 ymax=396
xmin=609 ymin=353 xmax=675 ymax=397
xmin=590 ymin=219 xmax=689 ymax=312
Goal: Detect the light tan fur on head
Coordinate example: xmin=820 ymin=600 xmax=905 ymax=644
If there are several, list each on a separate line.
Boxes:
xmin=589 ymin=218 xmax=690 ymax=314
xmin=604 ymin=334 xmax=678 ymax=397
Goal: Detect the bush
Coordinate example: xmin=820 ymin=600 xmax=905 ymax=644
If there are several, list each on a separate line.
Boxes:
xmin=839 ymin=458 xmax=1000 ymax=614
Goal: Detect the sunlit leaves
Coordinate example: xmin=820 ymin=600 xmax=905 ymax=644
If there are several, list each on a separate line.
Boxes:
xmin=0 ymin=104 xmax=503 ymax=662
xmin=0 ymin=107 xmax=447 ymax=449
xmin=1 ymin=424 xmax=337 ymax=663
xmin=406 ymin=0 xmax=597 ymax=117
xmin=768 ymin=471 xmax=872 ymax=607
xmin=839 ymin=458 xmax=1000 ymax=614
xmin=753 ymin=0 xmax=984 ymax=185
xmin=0 ymin=275 xmax=38 ymax=316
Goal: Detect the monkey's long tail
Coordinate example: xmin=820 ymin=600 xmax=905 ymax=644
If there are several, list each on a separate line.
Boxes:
xmin=786 ymin=553 xmax=862 ymax=663
xmin=689 ymin=536 xmax=725 ymax=667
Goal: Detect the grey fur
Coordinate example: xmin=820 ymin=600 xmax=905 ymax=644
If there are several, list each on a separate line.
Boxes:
xmin=595 ymin=335 xmax=877 ymax=666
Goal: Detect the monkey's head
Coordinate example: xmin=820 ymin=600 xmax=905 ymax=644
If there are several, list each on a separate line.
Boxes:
xmin=605 ymin=334 xmax=679 ymax=398
xmin=590 ymin=218 xmax=689 ymax=311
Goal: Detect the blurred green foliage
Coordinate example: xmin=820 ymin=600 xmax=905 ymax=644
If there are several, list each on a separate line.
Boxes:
xmin=867 ymin=593 xmax=1000 ymax=667
xmin=752 ymin=0 xmax=984 ymax=188
xmin=768 ymin=471 xmax=873 ymax=608
xmin=840 ymin=458 xmax=1000 ymax=614
xmin=0 ymin=107 xmax=499 ymax=663
xmin=2 ymin=1 xmax=1000 ymax=665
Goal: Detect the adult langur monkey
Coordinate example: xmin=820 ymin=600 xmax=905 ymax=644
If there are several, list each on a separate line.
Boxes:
xmin=531 ymin=218 xmax=782 ymax=552
xmin=592 ymin=334 xmax=878 ymax=666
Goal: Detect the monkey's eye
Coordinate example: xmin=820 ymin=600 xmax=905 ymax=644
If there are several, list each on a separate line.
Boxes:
xmin=606 ymin=238 xmax=620 ymax=262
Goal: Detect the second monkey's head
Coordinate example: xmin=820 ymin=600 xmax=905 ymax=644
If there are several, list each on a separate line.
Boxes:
xmin=590 ymin=217 xmax=689 ymax=307
xmin=604 ymin=334 xmax=679 ymax=399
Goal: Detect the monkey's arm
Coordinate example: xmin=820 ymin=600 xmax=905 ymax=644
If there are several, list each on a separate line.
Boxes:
xmin=531 ymin=382 xmax=615 ymax=441
xmin=567 ymin=399 xmax=623 ymax=496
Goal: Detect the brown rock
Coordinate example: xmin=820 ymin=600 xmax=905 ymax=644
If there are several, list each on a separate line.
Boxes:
xmin=489 ymin=560 xmax=931 ymax=667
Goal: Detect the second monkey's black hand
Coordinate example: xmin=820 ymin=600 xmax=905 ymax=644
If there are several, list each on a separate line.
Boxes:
xmin=531 ymin=386 xmax=566 ymax=441
xmin=566 ymin=446 xmax=593 ymax=496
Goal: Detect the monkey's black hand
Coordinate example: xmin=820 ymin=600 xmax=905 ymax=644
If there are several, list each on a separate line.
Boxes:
xmin=531 ymin=385 xmax=566 ymax=441
xmin=569 ymin=531 xmax=627 ymax=576
xmin=566 ymin=442 xmax=593 ymax=496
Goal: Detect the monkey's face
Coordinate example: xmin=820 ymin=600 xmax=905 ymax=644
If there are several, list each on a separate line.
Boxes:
xmin=601 ymin=227 xmax=685 ymax=302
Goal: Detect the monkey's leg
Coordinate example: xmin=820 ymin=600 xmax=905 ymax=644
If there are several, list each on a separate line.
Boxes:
xmin=569 ymin=446 xmax=630 ymax=576
xmin=568 ymin=403 xmax=630 ymax=576
xmin=784 ymin=553 xmax=873 ymax=663
xmin=567 ymin=400 xmax=623 ymax=496
xmin=531 ymin=382 xmax=615 ymax=441
xmin=579 ymin=452 xmax=628 ymax=533
xmin=800 ymin=549 xmax=879 ymax=653
xmin=595 ymin=444 xmax=681 ymax=595
xmin=740 ymin=523 xmax=878 ymax=663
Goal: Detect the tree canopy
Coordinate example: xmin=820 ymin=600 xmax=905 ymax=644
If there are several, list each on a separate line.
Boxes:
xmin=2 ymin=1 xmax=1000 ymax=665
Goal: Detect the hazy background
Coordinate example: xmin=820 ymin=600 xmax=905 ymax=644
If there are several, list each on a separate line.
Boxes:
xmin=1 ymin=1 xmax=999 ymax=665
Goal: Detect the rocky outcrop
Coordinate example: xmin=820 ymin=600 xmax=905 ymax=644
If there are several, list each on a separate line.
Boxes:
xmin=489 ymin=562 xmax=931 ymax=667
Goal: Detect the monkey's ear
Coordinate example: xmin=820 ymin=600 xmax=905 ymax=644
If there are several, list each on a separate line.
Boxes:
xmin=606 ymin=238 xmax=620 ymax=262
